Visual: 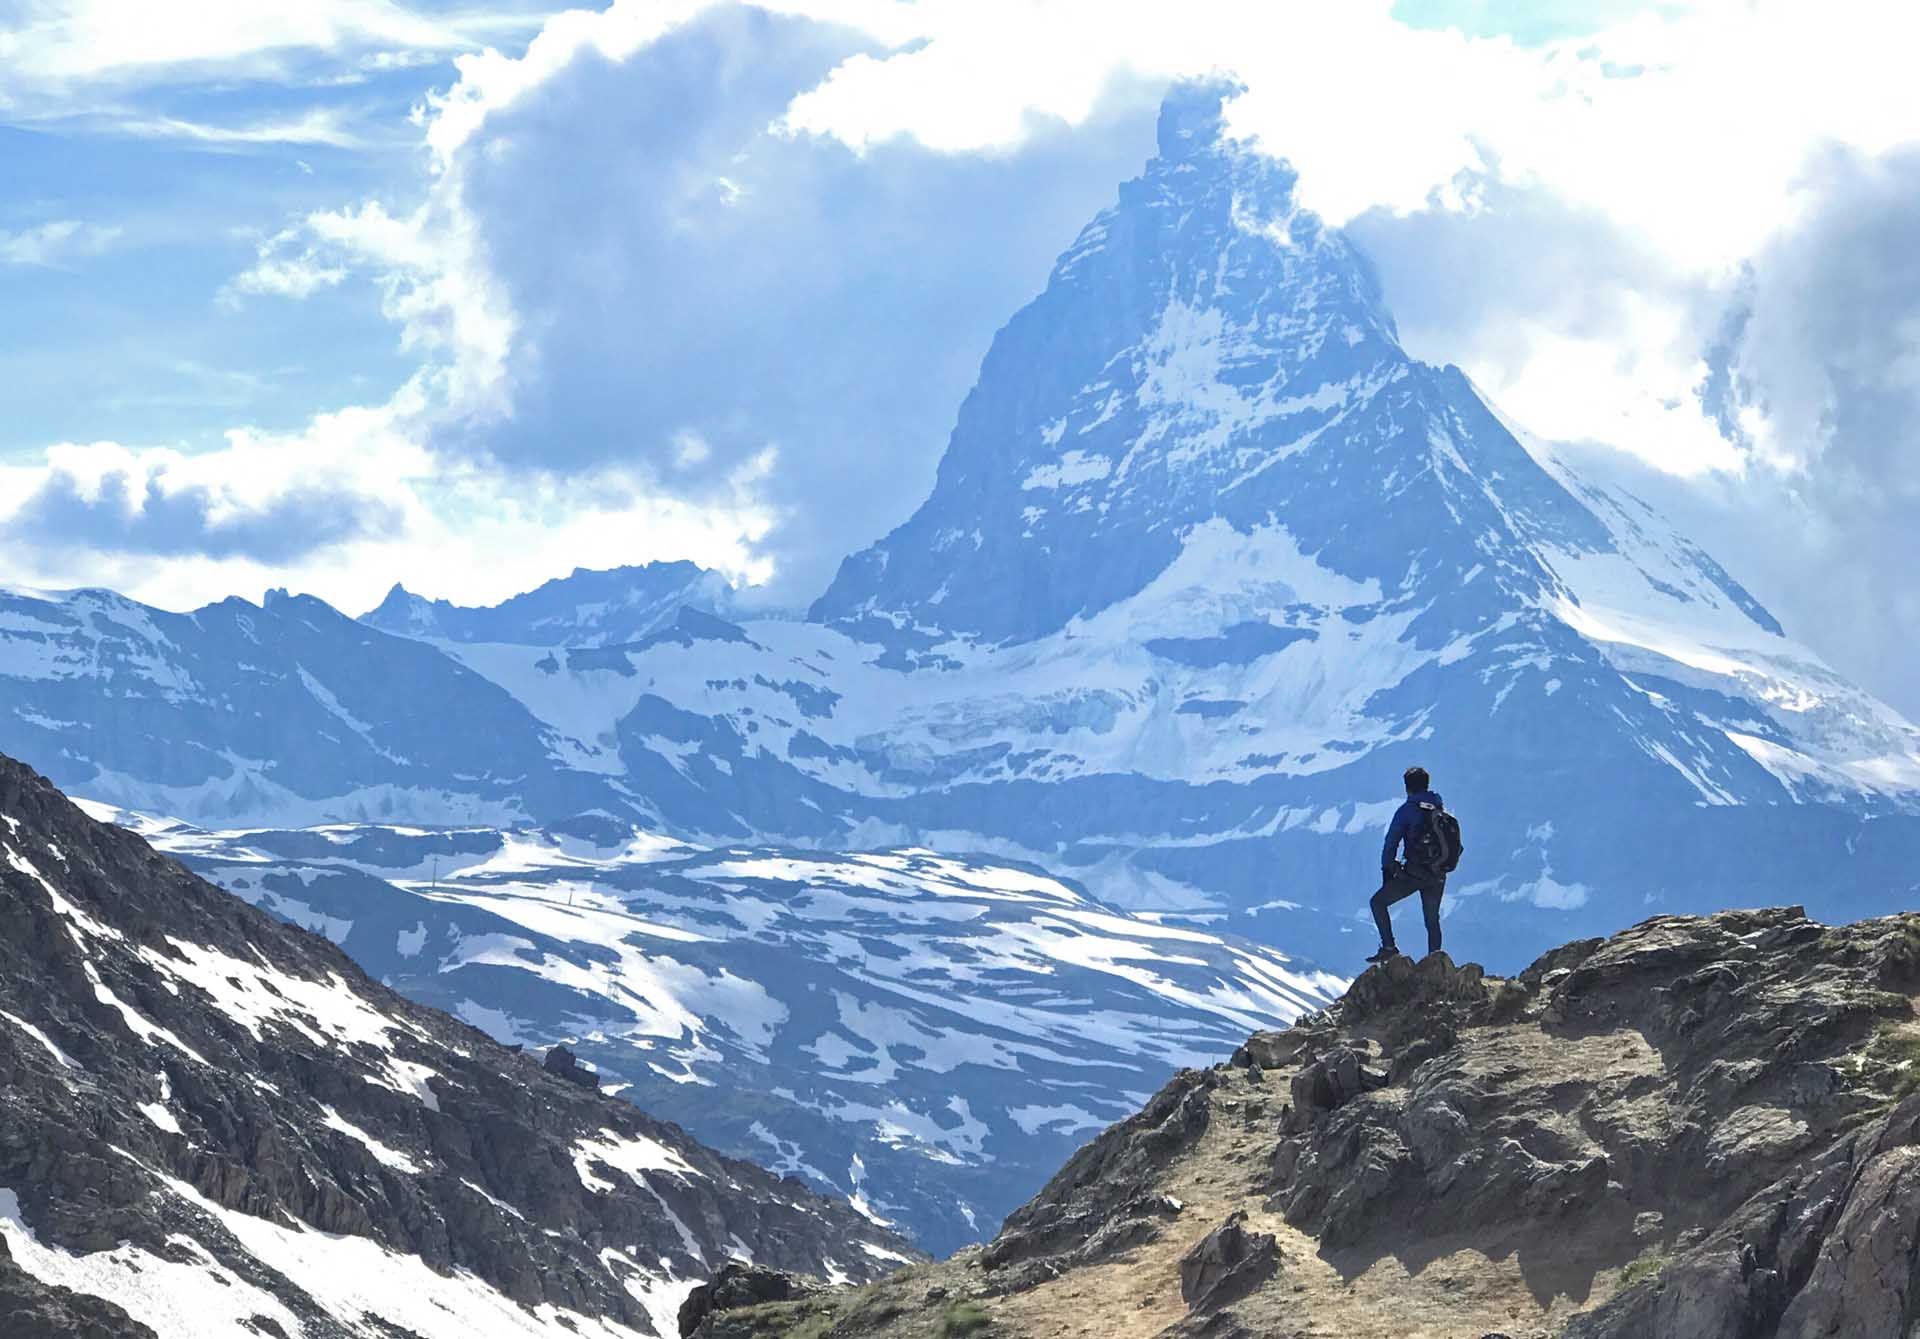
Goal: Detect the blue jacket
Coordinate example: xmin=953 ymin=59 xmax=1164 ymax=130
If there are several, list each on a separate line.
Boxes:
xmin=1383 ymin=790 xmax=1445 ymax=873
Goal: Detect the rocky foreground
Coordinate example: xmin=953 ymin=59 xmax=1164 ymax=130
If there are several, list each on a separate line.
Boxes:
xmin=683 ymin=906 xmax=1920 ymax=1337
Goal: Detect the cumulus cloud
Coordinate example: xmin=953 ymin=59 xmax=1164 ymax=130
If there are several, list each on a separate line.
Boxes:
xmin=1682 ymin=146 xmax=1920 ymax=715
xmin=250 ymin=1 xmax=1163 ymax=604
xmin=0 ymin=419 xmax=419 ymax=564
xmin=224 ymin=227 xmax=350 ymax=303
xmin=8 ymin=466 xmax=400 ymax=562
xmin=0 ymin=392 xmax=780 ymax=615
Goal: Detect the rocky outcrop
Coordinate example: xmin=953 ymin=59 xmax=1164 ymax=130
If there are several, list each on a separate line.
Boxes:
xmin=676 ymin=1261 xmax=824 ymax=1337
xmin=1177 ymin=1212 xmax=1279 ymax=1311
xmin=978 ymin=1066 xmax=1215 ymax=1289
xmin=544 ymin=1044 xmax=602 ymax=1090
xmin=677 ymin=907 xmax=1920 ymax=1338
xmin=0 ymin=753 xmax=917 ymax=1338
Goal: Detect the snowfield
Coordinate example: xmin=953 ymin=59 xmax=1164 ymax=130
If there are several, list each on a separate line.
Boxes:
xmin=104 ymin=807 xmax=1343 ymax=1253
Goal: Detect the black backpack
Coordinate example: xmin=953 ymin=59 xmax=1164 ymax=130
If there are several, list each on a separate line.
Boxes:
xmin=1409 ymin=801 xmax=1463 ymax=874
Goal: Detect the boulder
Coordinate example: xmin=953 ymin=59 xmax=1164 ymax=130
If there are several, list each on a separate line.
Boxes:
xmin=1177 ymin=1211 xmax=1279 ymax=1312
xmin=543 ymin=1044 xmax=601 ymax=1089
xmin=677 ymin=1261 xmax=822 ymax=1337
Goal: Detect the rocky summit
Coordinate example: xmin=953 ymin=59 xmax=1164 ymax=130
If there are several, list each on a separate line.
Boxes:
xmin=0 ymin=753 xmax=915 ymax=1339
xmin=681 ymin=905 xmax=1920 ymax=1337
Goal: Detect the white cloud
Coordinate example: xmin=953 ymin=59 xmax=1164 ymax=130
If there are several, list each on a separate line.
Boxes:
xmin=776 ymin=0 xmax=1517 ymax=224
xmin=112 ymin=107 xmax=370 ymax=148
xmin=0 ymin=401 xmax=778 ymax=613
xmin=226 ymin=253 xmax=350 ymax=302
xmin=0 ymin=220 xmax=121 ymax=267
xmin=0 ymin=0 xmax=483 ymax=84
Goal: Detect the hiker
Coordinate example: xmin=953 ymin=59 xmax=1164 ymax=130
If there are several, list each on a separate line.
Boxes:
xmin=1366 ymin=766 xmax=1461 ymax=964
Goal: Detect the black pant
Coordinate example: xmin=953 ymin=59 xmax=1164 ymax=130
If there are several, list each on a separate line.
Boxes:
xmin=1370 ymin=867 xmax=1445 ymax=954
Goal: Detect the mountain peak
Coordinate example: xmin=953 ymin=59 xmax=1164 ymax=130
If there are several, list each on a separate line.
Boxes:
xmin=809 ymin=85 xmax=1421 ymax=650
xmin=360 ymin=562 xmax=732 ymax=647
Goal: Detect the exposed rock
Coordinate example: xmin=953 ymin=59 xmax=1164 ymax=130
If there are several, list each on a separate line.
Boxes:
xmin=1176 ymin=1211 xmax=1279 ymax=1311
xmin=542 ymin=1044 xmax=601 ymax=1090
xmin=1282 ymin=1044 xmax=1389 ymax=1133
xmin=677 ymin=1261 xmax=822 ymax=1337
xmin=981 ymin=1067 xmax=1218 ymax=1281
xmin=1338 ymin=950 xmax=1492 ymax=1023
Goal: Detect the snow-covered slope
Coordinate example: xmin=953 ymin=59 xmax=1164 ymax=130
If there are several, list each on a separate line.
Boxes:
xmin=93 ymin=805 xmax=1341 ymax=1255
xmin=0 ymin=753 xmax=909 ymax=1339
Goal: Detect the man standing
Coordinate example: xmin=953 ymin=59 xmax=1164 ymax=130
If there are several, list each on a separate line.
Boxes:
xmin=1367 ymin=766 xmax=1451 ymax=964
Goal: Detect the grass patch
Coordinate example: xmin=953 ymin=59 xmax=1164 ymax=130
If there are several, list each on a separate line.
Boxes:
xmin=716 ymin=1300 xmax=839 ymax=1339
xmin=938 ymin=1300 xmax=992 ymax=1337
xmin=1867 ymin=1023 xmax=1920 ymax=1099
xmin=1620 ymin=1249 xmax=1668 ymax=1288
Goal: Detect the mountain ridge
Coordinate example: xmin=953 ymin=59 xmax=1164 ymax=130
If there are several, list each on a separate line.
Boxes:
xmin=362 ymin=562 xmax=736 ymax=648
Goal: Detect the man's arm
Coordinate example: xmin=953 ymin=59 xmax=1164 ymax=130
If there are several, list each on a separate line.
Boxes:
xmin=1382 ymin=801 xmax=1410 ymax=874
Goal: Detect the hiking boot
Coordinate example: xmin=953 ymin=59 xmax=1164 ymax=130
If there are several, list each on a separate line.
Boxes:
xmin=1365 ymin=945 xmax=1402 ymax=965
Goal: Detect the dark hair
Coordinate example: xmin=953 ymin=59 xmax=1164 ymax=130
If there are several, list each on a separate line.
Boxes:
xmin=1403 ymin=766 xmax=1430 ymax=794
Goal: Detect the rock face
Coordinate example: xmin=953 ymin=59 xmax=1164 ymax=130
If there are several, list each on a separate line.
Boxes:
xmin=697 ymin=906 xmax=1920 ymax=1337
xmin=1177 ymin=1212 xmax=1279 ymax=1311
xmin=0 ymin=753 xmax=914 ymax=1339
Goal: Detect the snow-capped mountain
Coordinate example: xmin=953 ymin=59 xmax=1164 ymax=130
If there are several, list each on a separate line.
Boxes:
xmin=0 ymin=584 xmax=630 ymax=826
xmin=0 ymin=752 xmax=909 ymax=1339
xmin=5 ymin=80 xmax=1919 ymax=975
xmin=362 ymin=562 xmax=735 ymax=647
xmin=91 ymin=806 xmax=1340 ymax=1256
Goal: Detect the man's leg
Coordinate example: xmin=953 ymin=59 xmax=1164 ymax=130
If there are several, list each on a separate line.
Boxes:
xmin=1419 ymin=878 xmax=1445 ymax=955
xmin=1370 ymin=872 xmax=1416 ymax=950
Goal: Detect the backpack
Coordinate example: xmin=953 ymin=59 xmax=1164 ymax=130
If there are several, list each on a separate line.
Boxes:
xmin=1409 ymin=801 xmax=1463 ymax=875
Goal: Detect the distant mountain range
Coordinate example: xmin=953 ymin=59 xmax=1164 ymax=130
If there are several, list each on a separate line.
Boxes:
xmin=363 ymin=561 xmax=736 ymax=648
xmin=7 ymin=80 xmax=1920 ymax=1256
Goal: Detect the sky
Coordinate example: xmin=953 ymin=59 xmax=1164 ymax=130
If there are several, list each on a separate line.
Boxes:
xmin=2 ymin=0 xmax=1918 ymax=717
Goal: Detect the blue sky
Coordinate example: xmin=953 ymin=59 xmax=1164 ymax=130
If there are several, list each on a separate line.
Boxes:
xmin=1392 ymin=0 xmax=1680 ymax=44
xmin=3 ymin=0 xmax=1919 ymax=718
